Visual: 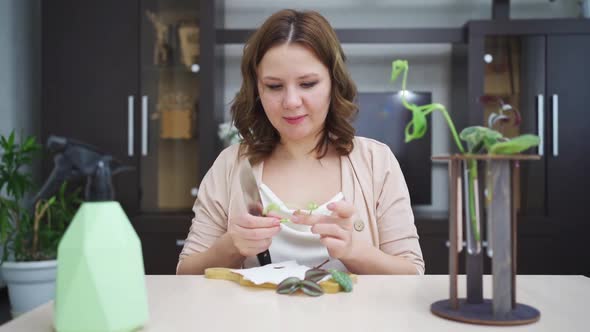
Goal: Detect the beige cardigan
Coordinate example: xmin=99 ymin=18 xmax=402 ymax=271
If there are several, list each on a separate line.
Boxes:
xmin=178 ymin=136 xmax=425 ymax=274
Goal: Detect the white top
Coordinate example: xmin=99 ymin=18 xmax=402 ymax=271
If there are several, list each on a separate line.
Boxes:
xmin=241 ymin=182 xmax=347 ymax=271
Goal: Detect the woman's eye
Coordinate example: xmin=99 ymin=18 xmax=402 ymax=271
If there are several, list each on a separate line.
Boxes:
xmin=301 ymin=81 xmax=318 ymax=89
xmin=265 ymin=84 xmax=282 ymax=91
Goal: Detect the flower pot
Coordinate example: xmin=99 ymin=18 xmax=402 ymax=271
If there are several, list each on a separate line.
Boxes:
xmin=0 ymin=260 xmax=57 ymax=317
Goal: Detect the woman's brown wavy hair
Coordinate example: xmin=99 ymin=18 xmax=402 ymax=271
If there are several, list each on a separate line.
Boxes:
xmin=230 ymin=9 xmax=358 ymax=164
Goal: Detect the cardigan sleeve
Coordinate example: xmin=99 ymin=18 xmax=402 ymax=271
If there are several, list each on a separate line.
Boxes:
xmin=177 ymin=146 xmax=236 ymax=270
xmin=374 ymin=146 xmax=425 ymax=274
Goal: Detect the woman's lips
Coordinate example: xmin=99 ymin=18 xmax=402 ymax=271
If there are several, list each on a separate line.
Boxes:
xmin=284 ymin=115 xmax=307 ymax=125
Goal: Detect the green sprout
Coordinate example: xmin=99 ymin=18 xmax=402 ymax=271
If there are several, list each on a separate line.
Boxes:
xmin=263 ymin=203 xmax=280 ymax=216
xmin=307 ymin=202 xmax=319 ymax=215
xmin=262 ymin=202 xmax=290 ymax=223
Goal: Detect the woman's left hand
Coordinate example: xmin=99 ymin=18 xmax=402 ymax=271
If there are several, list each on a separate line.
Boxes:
xmin=292 ymin=200 xmax=357 ymax=260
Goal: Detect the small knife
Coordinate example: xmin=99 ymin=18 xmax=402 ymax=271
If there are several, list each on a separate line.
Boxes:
xmin=237 ymin=157 xmax=272 ymax=266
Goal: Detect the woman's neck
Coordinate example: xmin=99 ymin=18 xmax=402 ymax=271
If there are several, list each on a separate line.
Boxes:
xmin=275 ymin=133 xmax=325 ymax=162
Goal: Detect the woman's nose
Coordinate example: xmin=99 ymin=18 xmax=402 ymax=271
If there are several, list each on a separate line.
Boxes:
xmin=282 ymin=86 xmax=303 ymax=110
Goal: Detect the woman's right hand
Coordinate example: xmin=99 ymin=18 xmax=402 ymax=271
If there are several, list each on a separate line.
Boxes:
xmin=228 ymin=213 xmax=281 ymax=257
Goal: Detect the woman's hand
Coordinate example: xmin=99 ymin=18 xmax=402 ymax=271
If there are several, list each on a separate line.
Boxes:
xmin=292 ymin=200 xmax=358 ymax=260
xmin=228 ymin=213 xmax=281 ymax=257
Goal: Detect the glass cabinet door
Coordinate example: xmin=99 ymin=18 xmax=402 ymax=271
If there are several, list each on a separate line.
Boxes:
xmin=140 ymin=0 xmax=201 ymax=213
xmin=481 ymin=35 xmax=546 ymax=216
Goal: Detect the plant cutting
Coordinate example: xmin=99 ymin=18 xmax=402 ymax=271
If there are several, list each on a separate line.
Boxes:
xmin=262 ymin=201 xmax=321 ymax=223
xmin=276 ymin=259 xmax=353 ymax=297
xmin=390 ymin=60 xmax=540 ymax=243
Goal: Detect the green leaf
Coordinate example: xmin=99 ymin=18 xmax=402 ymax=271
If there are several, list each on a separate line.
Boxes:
xmin=300 ymin=280 xmax=324 ymax=297
xmin=404 ymin=106 xmax=429 ymax=143
xmin=459 ymin=126 xmax=503 ymax=153
xmin=263 ymin=203 xmax=280 ymax=216
xmin=7 ymin=131 xmax=15 ymax=148
xmin=276 ymin=277 xmax=301 ymax=295
xmin=489 ymin=134 xmax=540 ymax=155
xmin=390 ymin=60 xmax=408 ymax=82
xmin=307 ymin=202 xmax=319 ymax=211
xmin=330 ymin=270 xmax=353 ymax=292
xmin=304 ymin=268 xmax=330 ymax=283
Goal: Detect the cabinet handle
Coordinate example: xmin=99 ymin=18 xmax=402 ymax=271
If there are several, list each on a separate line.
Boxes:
xmin=141 ymin=95 xmax=148 ymax=156
xmin=552 ymin=94 xmax=559 ymax=157
xmin=176 ymin=239 xmax=186 ymax=247
xmin=537 ymin=94 xmax=544 ymax=156
xmin=128 ymin=96 xmax=134 ymax=156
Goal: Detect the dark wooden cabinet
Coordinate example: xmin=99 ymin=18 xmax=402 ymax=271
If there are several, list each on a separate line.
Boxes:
xmin=42 ymin=0 xmax=140 ymax=214
xmin=41 ymin=0 xmax=224 ymax=274
xmin=467 ymin=20 xmax=590 ymax=275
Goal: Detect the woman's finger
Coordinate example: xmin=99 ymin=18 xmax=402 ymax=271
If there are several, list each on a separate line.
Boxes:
xmin=311 ymin=223 xmax=348 ymax=239
xmin=292 ymin=213 xmax=347 ymax=226
xmin=233 ymin=224 xmax=280 ymax=240
xmin=237 ymin=215 xmax=281 ymax=229
xmin=327 ymin=200 xmax=355 ymax=219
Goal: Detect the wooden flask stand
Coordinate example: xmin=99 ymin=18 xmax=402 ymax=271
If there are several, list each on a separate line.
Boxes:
xmin=430 ymin=154 xmax=541 ymax=326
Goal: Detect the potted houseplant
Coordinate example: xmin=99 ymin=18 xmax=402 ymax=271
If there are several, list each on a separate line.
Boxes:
xmin=0 ymin=131 xmax=81 ymax=316
xmin=390 ymin=59 xmax=539 ymax=245
xmin=391 ymin=60 xmax=541 ymax=324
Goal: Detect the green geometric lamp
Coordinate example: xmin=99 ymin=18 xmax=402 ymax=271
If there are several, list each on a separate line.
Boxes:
xmin=54 ymin=201 xmax=149 ymax=332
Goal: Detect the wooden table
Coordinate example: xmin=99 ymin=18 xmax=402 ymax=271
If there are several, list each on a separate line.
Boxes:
xmin=0 ymin=275 xmax=588 ymax=331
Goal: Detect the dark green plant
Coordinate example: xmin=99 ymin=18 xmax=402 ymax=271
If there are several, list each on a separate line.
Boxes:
xmin=0 ymin=131 xmax=81 ymax=262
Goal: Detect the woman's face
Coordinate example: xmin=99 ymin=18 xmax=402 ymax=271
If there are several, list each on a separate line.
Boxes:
xmin=257 ymin=43 xmax=331 ymax=144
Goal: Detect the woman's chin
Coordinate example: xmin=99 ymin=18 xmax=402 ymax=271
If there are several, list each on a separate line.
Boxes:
xmin=279 ymin=129 xmax=314 ymax=143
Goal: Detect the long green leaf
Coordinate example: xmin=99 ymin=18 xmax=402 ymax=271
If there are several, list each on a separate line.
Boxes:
xmin=489 ymin=134 xmax=540 ymax=154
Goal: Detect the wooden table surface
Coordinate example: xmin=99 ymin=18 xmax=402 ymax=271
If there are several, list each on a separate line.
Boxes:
xmin=0 ymin=275 xmax=588 ymax=332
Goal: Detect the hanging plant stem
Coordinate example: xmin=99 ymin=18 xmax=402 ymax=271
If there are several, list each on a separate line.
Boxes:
xmin=391 ymin=60 xmax=480 ymax=242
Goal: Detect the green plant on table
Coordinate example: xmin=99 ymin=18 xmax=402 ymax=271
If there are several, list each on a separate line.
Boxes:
xmin=390 ymin=60 xmax=540 ymax=242
xmin=0 ymin=131 xmax=82 ymax=262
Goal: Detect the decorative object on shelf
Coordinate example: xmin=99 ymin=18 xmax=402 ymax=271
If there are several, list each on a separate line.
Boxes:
xmin=0 ymin=131 xmax=81 ymax=317
xmin=204 ymin=260 xmax=356 ymax=295
xmin=157 ymin=93 xmax=196 ymax=139
xmin=146 ymin=10 xmax=172 ymax=65
xmin=391 ymin=60 xmax=541 ymax=325
xmin=178 ymin=22 xmax=200 ymax=69
xmin=45 ymin=136 xmax=149 ymax=332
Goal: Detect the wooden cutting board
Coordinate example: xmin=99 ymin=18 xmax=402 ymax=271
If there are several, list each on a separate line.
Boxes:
xmin=204 ymin=267 xmax=357 ymax=294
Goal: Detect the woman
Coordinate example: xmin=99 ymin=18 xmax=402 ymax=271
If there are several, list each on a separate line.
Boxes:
xmin=177 ymin=9 xmax=424 ymax=275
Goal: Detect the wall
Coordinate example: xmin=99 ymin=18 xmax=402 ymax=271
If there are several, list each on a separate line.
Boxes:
xmin=0 ymin=0 xmax=41 ymax=286
xmin=221 ymin=0 xmax=577 ymax=213
xmin=0 ymin=0 xmax=41 ymax=141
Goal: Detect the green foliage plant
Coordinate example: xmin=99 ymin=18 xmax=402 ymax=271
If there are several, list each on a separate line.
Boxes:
xmin=390 ymin=60 xmax=540 ymax=242
xmin=0 ymin=131 xmax=81 ymax=262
